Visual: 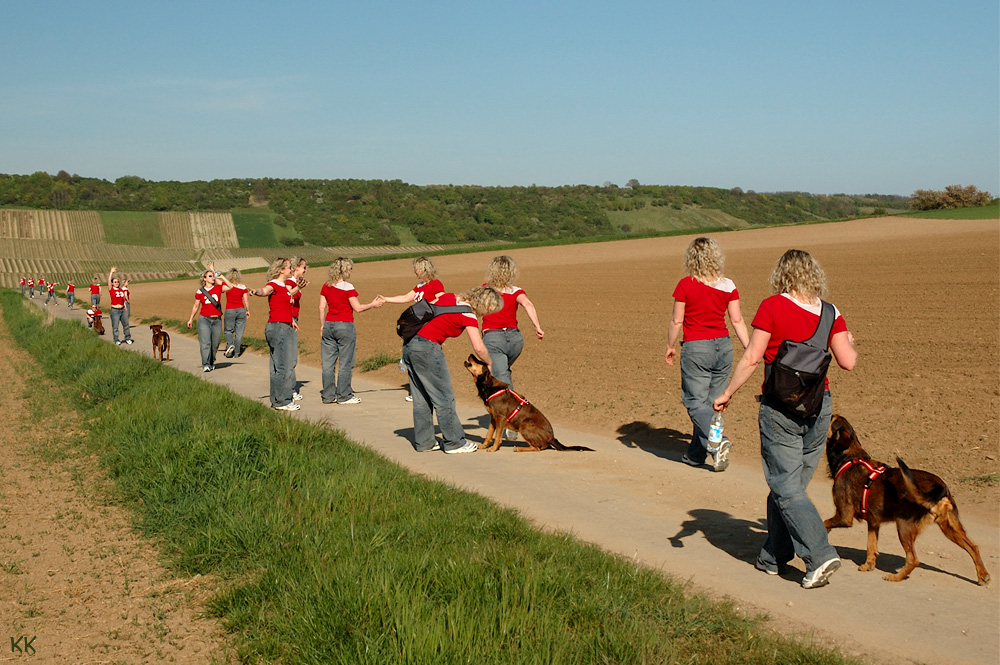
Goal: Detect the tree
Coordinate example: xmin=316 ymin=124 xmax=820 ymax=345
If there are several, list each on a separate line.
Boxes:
xmin=910 ymin=184 xmax=992 ymax=210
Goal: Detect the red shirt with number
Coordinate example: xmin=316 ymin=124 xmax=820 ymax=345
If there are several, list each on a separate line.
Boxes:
xmin=320 ymin=281 xmax=358 ymax=323
xmin=109 ymin=286 xmax=128 ymax=307
xmin=194 ymin=284 xmax=224 ymax=317
xmin=414 ymin=279 xmax=443 ymax=302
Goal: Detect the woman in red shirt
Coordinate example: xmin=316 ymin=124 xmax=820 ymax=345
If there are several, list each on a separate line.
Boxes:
xmin=404 ymin=286 xmax=502 ymax=454
xmin=482 ymin=255 xmax=544 ymax=389
xmin=223 ymin=268 xmax=250 ymax=358
xmin=665 ymin=238 xmax=749 ymax=472
xmin=318 ymin=258 xmax=383 ymax=404
xmin=186 ymin=263 xmax=233 ymax=371
xmin=107 ymin=266 xmax=133 ymax=345
xmin=249 ymin=258 xmax=305 ymax=411
xmin=714 ymin=249 xmax=857 ymax=589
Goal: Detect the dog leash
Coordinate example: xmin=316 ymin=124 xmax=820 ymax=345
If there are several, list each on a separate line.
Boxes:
xmin=486 ymin=388 xmax=529 ymax=420
xmin=835 ymin=459 xmax=887 ymax=517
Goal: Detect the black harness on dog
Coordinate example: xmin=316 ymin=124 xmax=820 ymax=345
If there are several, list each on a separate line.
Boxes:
xmin=835 ymin=459 xmax=887 ymax=517
xmin=486 ymin=388 xmax=529 ymax=420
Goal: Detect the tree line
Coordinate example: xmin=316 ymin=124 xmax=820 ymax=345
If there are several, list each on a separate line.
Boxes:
xmin=0 ymin=171 xmax=968 ymax=247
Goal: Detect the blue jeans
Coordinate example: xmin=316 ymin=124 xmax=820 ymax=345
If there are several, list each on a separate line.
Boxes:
xmin=198 ymin=316 xmax=221 ymax=367
xmin=321 ymin=321 xmax=357 ymax=403
xmin=288 ymin=319 xmax=300 ymax=393
xmin=403 ymin=336 xmax=468 ymax=452
xmin=679 ymin=337 xmax=733 ymax=463
xmin=484 ymin=328 xmax=524 ymax=388
xmin=757 ymin=392 xmax=838 ymax=573
xmin=91 ymin=294 xmax=99 ymax=306
xmin=265 ymin=321 xmax=295 ymax=407
xmin=224 ymin=308 xmax=247 ymax=355
xmin=67 ymin=292 xmax=75 ymax=308
xmin=110 ymin=307 xmax=132 ymax=343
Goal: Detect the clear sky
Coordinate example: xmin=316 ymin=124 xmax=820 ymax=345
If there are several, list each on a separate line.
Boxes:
xmin=3 ymin=1 xmax=997 ymax=196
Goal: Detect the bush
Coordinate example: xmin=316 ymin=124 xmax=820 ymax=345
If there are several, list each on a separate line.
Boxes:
xmin=910 ymin=185 xmax=993 ymax=210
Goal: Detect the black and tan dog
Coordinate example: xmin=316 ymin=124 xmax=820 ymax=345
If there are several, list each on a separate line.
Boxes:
xmin=463 ymin=354 xmax=592 ymax=453
xmin=93 ymin=314 xmax=105 ymax=335
xmin=824 ymin=414 xmax=990 ymax=585
xmin=149 ymin=324 xmax=171 ymax=362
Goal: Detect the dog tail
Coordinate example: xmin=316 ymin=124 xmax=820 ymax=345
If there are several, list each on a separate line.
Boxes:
xmin=896 ymin=456 xmax=949 ymax=508
xmin=549 ymin=438 xmax=594 ymax=452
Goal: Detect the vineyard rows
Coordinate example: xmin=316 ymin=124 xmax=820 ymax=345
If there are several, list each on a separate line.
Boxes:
xmin=0 ymin=210 xmax=105 ymax=243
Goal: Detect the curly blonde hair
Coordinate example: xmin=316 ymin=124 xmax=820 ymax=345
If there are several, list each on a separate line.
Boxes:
xmin=228 ymin=268 xmax=243 ymax=284
xmin=327 ymin=257 xmax=354 ymax=284
xmin=266 ymin=257 xmax=290 ymax=281
xmin=485 ymin=255 xmax=518 ymax=289
xmin=412 ymin=256 xmax=438 ymax=281
xmin=459 ymin=286 xmax=504 ymax=318
xmin=683 ymin=237 xmax=725 ymax=283
xmin=769 ymin=249 xmax=828 ymax=300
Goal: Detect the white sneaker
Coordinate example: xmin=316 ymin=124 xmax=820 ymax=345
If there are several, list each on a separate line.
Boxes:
xmin=712 ymin=438 xmax=732 ymax=472
xmin=125 ymin=339 xmax=133 ymax=345
xmin=405 ymin=395 xmax=413 ymax=402
xmin=801 ymin=558 xmax=841 ymax=589
xmin=443 ymin=440 xmax=477 ymax=454
xmin=292 ymin=392 xmax=303 ymax=401
xmin=225 ymin=345 xmax=236 ymax=358
xmin=338 ymin=396 xmax=362 ymax=404
xmin=203 ymin=365 xmax=211 ymax=372
xmin=274 ymin=403 xmax=301 ymax=411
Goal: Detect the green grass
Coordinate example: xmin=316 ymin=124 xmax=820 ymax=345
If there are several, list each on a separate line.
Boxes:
xmin=100 ymin=211 xmax=164 ymax=246
xmin=906 ymin=203 xmax=999 ymax=220
xmin=608 ymin=205 xmax=752 ymax=234
xmin=960 ymin=473 xmax=1000 ymax=488
xmin=232 ymin=207 xmax=280 ymax=247
xmin=357 ymin=350 xmax=399 ymax=373
xmin=2 ymin=290 xmax=863 ymax=665
xmin=137 ymin=316 xmax=270 ymax=355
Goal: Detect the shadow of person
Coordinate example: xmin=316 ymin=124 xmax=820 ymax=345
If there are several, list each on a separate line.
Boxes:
xmin=616 ymin=421 xmax=691 ymax=462
xmin=668 ymin=508 xmax=769 ymax=568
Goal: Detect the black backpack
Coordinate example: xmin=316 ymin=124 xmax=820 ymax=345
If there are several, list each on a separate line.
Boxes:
xmin=762 ymin=301 xmax=835 ymax=418
xmin=396 ymin=299 xmax=473 ymax=344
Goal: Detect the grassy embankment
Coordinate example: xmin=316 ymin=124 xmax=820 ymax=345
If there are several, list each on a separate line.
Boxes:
xmin=3 ymin=291 xmax=863 ymax=664
xmin=905 ymin=202 xmax=999 ymax=219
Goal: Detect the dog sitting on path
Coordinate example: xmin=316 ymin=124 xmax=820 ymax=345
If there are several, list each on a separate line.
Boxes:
xmin=824 ymin=414 xmax=990 ymax=585
xmin=92 ymin=315 xmax=104 ymax=335
xmin=150 ymin=324 xmax=171 ymax=362
xmin=463 ymin=354 xmax=593 ymax=452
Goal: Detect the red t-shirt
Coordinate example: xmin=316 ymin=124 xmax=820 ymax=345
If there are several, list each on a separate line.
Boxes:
xmin=672 ymin=276 xmax=740 ymax=341
xmin=267 ymin=279 xmax=294 ymax=323
xmin=414 ymin=279 xmax=444 ymax=302
xmin=195 ymin=284 xmax=225 ymax=316
xmin=89 ymin=283 xmax=100 ymax=295
xmin=109 ymin=286 xmax=128 ymax=306
xmin=226 ymin=284 xmax=248 ymax=309
xmin=38 ymin=279 xmax=45 ymax=287
xmin=286 ymin=278 xmax=303 ymax=319
xmin=47 ymin=283 xmax=56 ymax=293
xmin=482 ymin=286 xmax=524 ymax=330
xmin=87 ymin=306 xmax=102 ymax=317
xmin=417 ymin=293 xmax=478 ymax=344
xmin=320 ymin=281 xmax=358 ymax=322
xmin=27 ymin=279 xmax=34 ymax=287
xmin=752 ymin=294 xmax=847 ymax=390
xmin=66 ymin=283 xmax=75 ymax=293
xmin=19 ymin=278 xmax=25 ymax=286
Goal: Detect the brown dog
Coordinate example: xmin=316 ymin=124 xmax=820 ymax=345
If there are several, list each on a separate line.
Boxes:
xmin=463 ymin=354 xmax=592 ymax=452
xmin=93 ymin=315 xmax=105 ymax=335
xmin=824 ymin=414 xmax=990 ymax=585
xmin=150 ymin=324 xmax=171 ymax=362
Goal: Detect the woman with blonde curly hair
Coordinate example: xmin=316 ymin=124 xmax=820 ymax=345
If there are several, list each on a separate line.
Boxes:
xmin=223 ymin=268 xmax=250 ymax=358
xmin=404 ymin=285 xmax=502 ymax=454
xmin=665 ymin=237 xmax=749 ymax=472
xmin=249 ymin=257 xmax=306 ymax=411
xmin=318 ymin=257 xmax=383 ymax=405
xmin=714 ymin=248 xmax=857 ymax=589
xmin=481 ymin=255 xmax=544 ymax=390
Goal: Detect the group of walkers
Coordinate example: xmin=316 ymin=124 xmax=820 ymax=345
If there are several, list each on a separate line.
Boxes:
xmin=19 ymin=275 xmax=70 ymax=306
xmin=666 ymin=238 xmax=858 ymax=589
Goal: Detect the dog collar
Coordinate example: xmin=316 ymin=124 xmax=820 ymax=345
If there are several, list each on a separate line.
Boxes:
xmin=486 ymin=388 xmax=529 ymax=420
xmin=835 ymin=459 xmax=887 ymax=517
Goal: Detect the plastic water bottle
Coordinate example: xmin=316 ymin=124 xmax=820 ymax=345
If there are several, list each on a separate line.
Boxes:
xmin=398 ymin=358 xmax=406 ymax=371
xmin=708 ymin=411 xmax=725 ymax=446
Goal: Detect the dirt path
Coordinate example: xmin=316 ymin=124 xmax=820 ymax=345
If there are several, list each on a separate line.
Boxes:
xmin=0 ymin=311 xmax=231 ymax=663
xmin=11 ymin=216 xmax=1000 ymax=664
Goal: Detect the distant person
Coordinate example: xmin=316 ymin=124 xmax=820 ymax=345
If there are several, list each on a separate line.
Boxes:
xmin=249 ymin=258 xmax=304 ymax=411
xmin=27 ymin=278 xmax=34 ymax=298
xmin=223 ymin=268 xmax=250 ymax=358
xmin=286 ymin=257 xmax=309 ymax=401
xmin=318 ymin=258 xmax=383 ymax=405
xmin=19 ymin=277 xmax=25 ymax=297
xmin=664 ymin=237 xmax=749 ymax=472
xmin=404 ymin=286 xmax=502 ymax=454
xmin=86 ymin=304 xmax=103 ymax=330
xmin=380 ymin=256 xmax=445 ymax=401
xmin=43 ymin=280 xmax=59 ymax=306
xmin=65 ymin=281 xmax=76 ymax=309
xmin=89 ymin=280 xmax=100 ymax=306
xmin=37 ymin=277 xmax=45 ymax=297
xmin=107 ymin=267 xmax=133 ymax=345
xmin=123 ymin=279 xmax=131 ymax=317
xmin=713 ymin=249 xmax=857 ymax=589
xmin=187 ymin=263 xmax=231 ymax=371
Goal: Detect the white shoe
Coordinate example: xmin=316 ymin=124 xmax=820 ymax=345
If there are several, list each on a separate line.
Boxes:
xmin=274 ymin=403 xmax=301 ymax=411
xmin=203 ymin=366 xmax=211 ymax=372
xmin=225 ymin=345 xmax=236 ymax=358
xmin=801 ymin=558 xmax=841 ymax=589
xmin=338 ymin=396 xmax=362 ymax=404
xmin=712 ymin=438 xmax=731 ymax=472
xmin=405 ymin=395 xmax=413 ymax=402
xmin=443 ymin=440 xmax=477 ymax=454
xmin=125 ymin=339 xmax=133 ymax=345
xmin=292 ymin=392 xmax=303 ymax=401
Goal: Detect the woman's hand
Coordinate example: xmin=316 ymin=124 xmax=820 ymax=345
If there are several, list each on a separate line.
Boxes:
xmin=664 ymin=346 xmax=677 ymax=365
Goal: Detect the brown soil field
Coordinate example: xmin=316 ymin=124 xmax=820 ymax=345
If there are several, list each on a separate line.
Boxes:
xmin=136 ymin=216 xmax=1000 ymax=515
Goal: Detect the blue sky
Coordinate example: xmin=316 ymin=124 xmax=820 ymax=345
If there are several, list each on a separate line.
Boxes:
xmin=3 ymin=1 xmax=997 ymax=196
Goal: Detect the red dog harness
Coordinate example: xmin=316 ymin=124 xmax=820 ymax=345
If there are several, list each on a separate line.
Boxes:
xmin=834 ymin=459 xmax=887 ymax=517
xmin=486 ymin=388 xmax=529 ymax=420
